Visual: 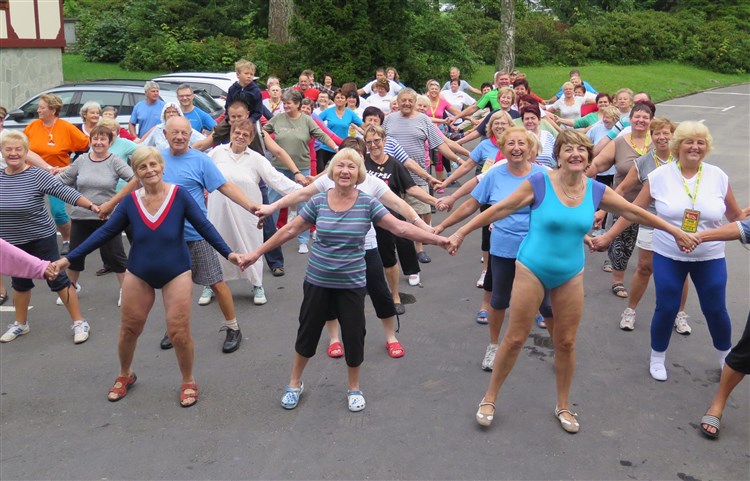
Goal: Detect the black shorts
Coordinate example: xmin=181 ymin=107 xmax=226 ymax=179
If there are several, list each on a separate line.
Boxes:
xmin=68 ymin=219 xmax=128 ymax=273
xmin=480 ymin=204 xmax=491 ymax=252
xmin=489 ymin=255 xmax=552 ymax=317
xmin=10 ymin=234 xmax=72 ymax=292
xmin=375 ymin=226 xmax=420 ymax=275
xmin=725 ymin=311 xmax=750 ymax=375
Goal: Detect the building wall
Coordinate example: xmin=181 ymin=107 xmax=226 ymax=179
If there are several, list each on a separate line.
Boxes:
xmin=0 ymin=48 xmax=63 ymax=109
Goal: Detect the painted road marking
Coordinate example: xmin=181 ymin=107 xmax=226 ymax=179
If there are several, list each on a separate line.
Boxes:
xmin=704 ymin=92 xmax=750 ymax=96
xmin=721 ymin=105 xmax=736 ymax=112
xmin=659 ymin=104 xmax=726 ymax=109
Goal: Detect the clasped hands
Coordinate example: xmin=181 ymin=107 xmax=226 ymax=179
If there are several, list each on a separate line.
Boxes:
xmin=588 ymin=230 xmax=701 ymax=253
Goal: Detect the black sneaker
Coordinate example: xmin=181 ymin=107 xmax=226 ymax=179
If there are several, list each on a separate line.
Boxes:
xmin=221 ymin=327 xmax=242 ymax=353
xmin=160 ymin=332 xmax=173 ymax=350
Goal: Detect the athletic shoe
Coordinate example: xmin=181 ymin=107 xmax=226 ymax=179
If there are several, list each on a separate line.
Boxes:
xmin=56 ymin=282 xmax=81 ymax=306
xmin=674 ymin=311 xmax=692 ymax=335
xmin=0 ymin=322 xmax=30 ymax=343
xmin=271 ymin=267 xmax=285 ymax=277
xmin=408 ymin=274 xmax=420 ymax=286
xmin=476 ymin=270 xmax=486 ymax=288
xmin=253 ymin=286 xmax=267 ymax=305
xmin=60 ymin=241 xmax=70 ymax=255
xmin=72 ymin=320 xmax=90 ymax=344
xmin=650 ymin=361 xmax=668 ymax=381
xmin=417 ymin=251 xmax=431 ymax=263
xmin=198 ymin=286 xmax=214 ymax=306
xmin=481 ymin=344 xmax=498 ymax=371
xmin=298 ymin=243 xmax=309 ymax=254
xmin=620 ymin=307 xmax=636 ymax=331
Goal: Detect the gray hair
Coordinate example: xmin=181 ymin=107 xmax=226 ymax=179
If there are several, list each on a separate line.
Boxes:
xmin=281 ymin=89 xmax=303 ymax=106
xmin=80 ymin=101 xmax=102 ymax=120
xmin=143 ymin=80 xmax=160 ymax=92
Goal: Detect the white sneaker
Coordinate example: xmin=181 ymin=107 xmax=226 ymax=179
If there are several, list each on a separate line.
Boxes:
xmin=620 ymin=307 xmax=636 ymax=331
xmin=674 ymin=311 xmax=692 ymax=335
xmin=72 ymin=320 xmax=90 ymax=344
xmin=408 ymin=273 xmax=420 ymax=286
xmin=650 ymin=361 xmax=667 ymax=381
xmin=0 ymin=322 xmax=30 ymax=342
xmin=198 ymin=286 xmax=214 ymax=306
xmin=56 ymin=282 xmax=81 ymax=306
xmin=298 ymin=243 xmax=309 ymax=254
xmin=476 ymin=270 xmax=486 ymax=288
xmin=481 ymin=344 xmax=498 ymax=371
xmin=117 ymin=289 xmax=122 ymax=307
xmin=253 ymin=286 xmax=267 ymax=305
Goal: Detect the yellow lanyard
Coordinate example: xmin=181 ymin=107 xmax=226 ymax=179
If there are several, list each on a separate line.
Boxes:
xmin=654 ymin=152 xmax=673 ymax=168
xmin=677 ymin=162 xmax=703 ymax=206
xmin=429 ymin=100 xmax=439 ymax=118
xmin=629 ymin=132 xmax=651 ymax=156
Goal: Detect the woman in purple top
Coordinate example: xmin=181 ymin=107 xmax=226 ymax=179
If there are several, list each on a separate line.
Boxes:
xmin=242 ymin=148 xmax=450 ymax=413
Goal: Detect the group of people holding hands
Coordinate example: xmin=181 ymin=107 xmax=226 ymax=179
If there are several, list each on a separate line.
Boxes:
xmin=1 ymin=61 xmax=747 ymax=441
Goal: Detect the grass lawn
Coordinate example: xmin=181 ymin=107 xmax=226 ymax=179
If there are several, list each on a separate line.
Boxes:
xmin=63 ymin=54 xmax=167 ymax=82
xmin=468 ymin=62 xmax=749 ymax=103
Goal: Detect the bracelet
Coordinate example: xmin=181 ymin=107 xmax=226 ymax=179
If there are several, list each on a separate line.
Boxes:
xmin=452 ymin=233 xmax=464 ymax=241
xmin=410 ymin=216 xmax=420 ymax=225
xmin=293 ymin=171 xmax=302 ymax=176
xmin=88 ymin=204 xmax=95 ymax=211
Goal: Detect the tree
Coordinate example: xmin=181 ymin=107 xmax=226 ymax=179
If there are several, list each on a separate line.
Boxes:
xmin=495 ymin=0 xmax=515 ymax=72
xmin=268 ymin=0 xmax=294 ymax=43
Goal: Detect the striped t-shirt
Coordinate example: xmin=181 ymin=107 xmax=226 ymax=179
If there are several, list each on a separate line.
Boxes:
xmin=382 ymin=112 xmax=444 ymax=186
xmin=0 ymin=166 xmax=82 ymax=245
xmin=299 ymin=191 xmax=387 ymax=289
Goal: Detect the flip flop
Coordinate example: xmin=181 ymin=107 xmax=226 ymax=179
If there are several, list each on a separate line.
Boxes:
xmin=108 ymin=373 xmax=137 ymax=402
xmin=180 ymin=382 xmax=199 ymax=408
xmin=475 ymin=310 xmax=489 ymax=324
xmin=327 ymin=341 xmax=344 ymax=358
xmin=700 ymin=414 xmax=721 ymax=439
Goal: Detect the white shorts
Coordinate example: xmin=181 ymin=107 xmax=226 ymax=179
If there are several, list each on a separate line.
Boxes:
xmin=636 ymin=227 xmax=653 ymax=251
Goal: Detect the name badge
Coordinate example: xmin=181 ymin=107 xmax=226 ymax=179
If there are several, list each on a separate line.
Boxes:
xmin=681 ymin=209 xmax=700 ymax=233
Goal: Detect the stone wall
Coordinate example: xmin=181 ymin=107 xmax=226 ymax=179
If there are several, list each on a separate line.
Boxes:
xmin=0 ymin=48 xmax=64 ymax=110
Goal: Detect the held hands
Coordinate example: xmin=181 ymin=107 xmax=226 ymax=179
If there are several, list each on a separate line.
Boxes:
xmin=588 ymin=233 xmax=613 ymax=252
xmin=447 ymin=232 xmax=464 ymax=256
xmin=98 ymin=201 xmax=114 ymax=220
xmin=49 ymin=258 xmax=70 ymax=278
xmin=238 ymin=251 xmax=262 ymax=271
xmin=44 ymin=262 xmax=59 ymax=281
xmin=433 ymin=224 xmax=445 ymax=235
xmin=436 ymin=196 xmax=455 ymax=212
xmin=592 ymin=210 xmax=606 ymax=229
xmin=675 ymin=230 xmax=701 ymax=253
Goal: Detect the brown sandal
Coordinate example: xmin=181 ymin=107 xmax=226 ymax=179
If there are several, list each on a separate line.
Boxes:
xmin=180 ymin=382 xmax=199 ymax=408
xmin=108 ymin=373 xmax=137 ymax=402
xmin=611 ymin=283 xmax=629 ymax=298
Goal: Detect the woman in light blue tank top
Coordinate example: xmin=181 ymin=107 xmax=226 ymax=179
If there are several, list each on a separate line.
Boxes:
xmin=447 ymin=131 xmax=696 ymax=433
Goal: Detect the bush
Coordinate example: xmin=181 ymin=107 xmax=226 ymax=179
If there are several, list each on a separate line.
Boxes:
xmin=77 ymin=12 xmax=131 ymax=63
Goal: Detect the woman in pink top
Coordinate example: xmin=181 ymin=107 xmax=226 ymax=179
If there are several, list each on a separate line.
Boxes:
xmin=425 ymin=80 xmax=462 ymax=189
xmin=0 ymin=238 xmax=54 ymax=280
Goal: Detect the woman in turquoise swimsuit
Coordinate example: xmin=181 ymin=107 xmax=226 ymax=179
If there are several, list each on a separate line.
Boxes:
xmin=447 ymin=130 xmax=696 ymax=433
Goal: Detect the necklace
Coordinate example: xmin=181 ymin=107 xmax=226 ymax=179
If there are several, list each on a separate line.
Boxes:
xmin=44 ymin=119 xmax=57 ymax=146
xmin=559 ymin=176 xmax=586 ymax=200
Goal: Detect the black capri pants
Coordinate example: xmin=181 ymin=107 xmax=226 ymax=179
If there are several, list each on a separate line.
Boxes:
xmin=725 ymin=311 xmax=750 ymax=375
xmin=489 ymin=255 xmax=552 ymax=317
xmin=480 ymin=204 xmax=491 ymax=252
xmin=326 ymin=248 xmax=396 ymax=320
xmin=297 ymin=281 xmax=367 ymax=367
xmin=375 ymin=226 xmax=420 ymax=276
xmin=10 ymin=234 xmax=72 ymax=292
xmin=68 ymin=219 xmax=128 ymax=273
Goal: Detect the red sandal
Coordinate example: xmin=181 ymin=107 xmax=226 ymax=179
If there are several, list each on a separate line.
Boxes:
xmin=327 ymin=341 xmax=344 ymax=358
xmin=108 ymin=373 xmax=137 ymax=402
xmin=180 ymin=382 xmax=199 ymax=408
xmin=385 ymin=341 xmax=405 ymax=359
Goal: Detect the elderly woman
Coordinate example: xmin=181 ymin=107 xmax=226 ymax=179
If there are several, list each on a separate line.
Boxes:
xmin=317 ymin=89 xmax=364 ymax=171
xmin=0 ymin=131 xmax=98 ymax=344
xmin=24 ymin=93 xmax=89 ymax=255
xmin=425 ymin=79 xmax=463 ymax=185
xmin=207 ymin=119 xmax=300 ymax=305
xmin=243 ymin=148 xmax=449 ymax=412
xmin=365 ymin=78 xmax=394 ymax=114
xmin=588 ymin=102 xmax=655 ymax=298
xmin=447 ymin=130 xmax=695 ymax=432
xmin=520 ymin=105 xmax=556 ymax=169
xmin=262 ymin=83 xmax=285 ymax=117
xmin=436 ymin=127 xmax=550 ymax=370
xmin=79 ymin=101 xmax=101 ymax=136
xmin=546 ymin=82 xmax=584 ymax=121
xmin=50 ymin=147 xmax=243 ymax=407
xmin=141 ymin=103 xmax=205 ymax=151
xmin=595 ymin=122 xmax=745 ymax=382
xmin=696 ymin=216 xmax=750 ymax=439
xmin=262 ymin=89 xmax=338 ymax=254
xmin=55 ymin=125 xmax=134 ymax=307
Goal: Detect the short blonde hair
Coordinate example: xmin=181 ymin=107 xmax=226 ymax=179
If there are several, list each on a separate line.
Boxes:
xmin=498 ymin=127 xmax=536 ymax=158
xmin=364 ymin=125 xmax=386 ymax=140
xmin=416 ymin=95 xmax=430 ymax=107
xmin=1 ymin=130 xmax=29 ymax=151
xmin=562 ymin=82 xmax=575 ymax=91
xmin=130 ymin=146 xmax=164 ymax=173
xmin=497 ymin=86 xmax=516 ymax=104
xmin=670 ymin=121 xmax=713 ymax=158
xmin=98 ymin=117 xmax=121 ymax=132
xmin=326 ymin=148 xmax=368 ymax=184
xmin=600 ymin=106 xmax=621 ymax=122
xmin=235 ymin=59 xmax=256 ymax=74
xmin=39 ymin=93 xmax=64 ymax=116
xmin=650 ymin=117 xmax=677 ymax=134
xmin=487 ymin=110 xmax=514 ymax=139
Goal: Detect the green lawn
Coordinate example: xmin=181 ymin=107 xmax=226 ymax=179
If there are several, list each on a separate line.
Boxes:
xmin=468 ymin=62 xmax=750 ymax=103
xmin=63 ymin=54 xmax=167 ymax=82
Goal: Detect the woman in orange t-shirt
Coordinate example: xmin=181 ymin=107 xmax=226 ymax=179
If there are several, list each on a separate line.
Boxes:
xmin=24 ymin=93 xmax=89 ymax=253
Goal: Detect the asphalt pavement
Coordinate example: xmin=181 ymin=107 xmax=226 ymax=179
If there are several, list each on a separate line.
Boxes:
xmin=1 ymin=85 xmax=748 ymax=480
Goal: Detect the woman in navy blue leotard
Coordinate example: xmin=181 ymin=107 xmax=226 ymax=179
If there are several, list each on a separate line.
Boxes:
xmin=52 ymin=147 xmax=244 ymax=408
xmin=448 ymin=131 xmax=695 ymax=432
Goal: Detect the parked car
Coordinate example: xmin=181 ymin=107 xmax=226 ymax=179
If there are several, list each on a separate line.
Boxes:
xmin=153 ymin=72 xmax=238 ymax=102
xmin=4 ymin=81 xmax=224 ymax=131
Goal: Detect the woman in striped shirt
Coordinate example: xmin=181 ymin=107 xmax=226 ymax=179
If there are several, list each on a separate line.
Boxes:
xmin=241 ymin=148 xmax=450 ymax=413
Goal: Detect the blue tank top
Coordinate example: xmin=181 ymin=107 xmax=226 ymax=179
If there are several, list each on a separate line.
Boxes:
xmin=517 ymin=172 xmax=605 ymax=288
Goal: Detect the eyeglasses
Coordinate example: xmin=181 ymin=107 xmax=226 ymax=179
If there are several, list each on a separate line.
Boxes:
xmin=365 ymin=138 xmax=383 ymax=147
xmin=177 ymin=94 xmax=193 ymax=99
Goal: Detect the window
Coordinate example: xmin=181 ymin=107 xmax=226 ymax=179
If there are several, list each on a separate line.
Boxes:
xmin=18 ymin=91 xmax=76 ymax=120
xmin=71 ymin=91 xmax=126 ymax=118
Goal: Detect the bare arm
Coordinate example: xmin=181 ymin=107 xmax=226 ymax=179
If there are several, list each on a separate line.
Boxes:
xmin=438 ymin=159 xmax=478 ymax=188
xmin=614 ymin=164 xmax=640 ymax=196
xmin=723 ymin=185 xmax=746 ymax=222
xmin=99 ymin=177 xmax=140 ymax=219
xmin=403 ymin=158 xmax=437 ymax=185
xmin=435 ymin=197 xmax=480 ymax=234
xmin=246 ymin=216 xmax=314 ymax=264
xmin=255 ymin=181 xmax=321 ymax=220
xmin=437 ymin=176 xmax=480 ymax=211
xmin=587 ymin=140 xmax=616 ymax=178
xmin=217 ymin=182 xmax=260 ymax=214
xmin=455 ymin=181 xmax=534 ymax=239
xmin=25 ymin=150 xmax=54 ymax=171
xmin=698 ymin=222 xmax=742 ymax=242
xmin=375 ymin=212 xmax=447 ymax=246
xmin=191 ymin=133 xmax=214 ymax=152
xmin=128 ymin=122 xmax=137 ymax=138
xmin=404 ymin=184 xmax=437 ymax=206
xmin=593 ymin=135 xmax=613 ymax=156
xmin=378 ymin=190 xmax=433 ymax=233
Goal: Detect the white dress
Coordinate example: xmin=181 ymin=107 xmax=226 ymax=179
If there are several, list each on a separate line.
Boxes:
xmin=208 ymin=144 xmax=300 ymax=285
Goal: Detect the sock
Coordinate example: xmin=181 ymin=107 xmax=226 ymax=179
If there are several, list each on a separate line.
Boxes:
xmin=717 ymin=349 xmax=731 ymax=369
xmin=72 ymin=319 xmax=85 ymax=326
xmin=650 ymin=349 xmax=666 ymax=366
xmin=224 ymin=318 xmax=239 ymax=331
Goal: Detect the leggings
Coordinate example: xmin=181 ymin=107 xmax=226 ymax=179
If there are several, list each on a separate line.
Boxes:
xmin=651 ymin=253 xmax=732 ymax=352
xmin=48 ymin=195 xmax=69 ymax=225
xmin=608 ymin=217 xmax=638 ymax=271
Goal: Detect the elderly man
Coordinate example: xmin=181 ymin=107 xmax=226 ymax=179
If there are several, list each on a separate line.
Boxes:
xmin=382 ymin=88 xmax=461 ymax=264
xmin=176 ymin=84 xmax=216 ymax=135
xmin=100 ymin=117 xmax=260 ymax=354
xmin=493 ymin=71 xmax=511 ymax=90
xmin=442 ymin=67 xmax=481 ymax=95
xmin=293 ymin=73 xmax=320 ymax=102
xmin=129 ymin=81 xmax=164 ymax=138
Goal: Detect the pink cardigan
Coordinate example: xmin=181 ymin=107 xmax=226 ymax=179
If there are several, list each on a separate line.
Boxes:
xmin=0 ymin=238 xmax=50 ymax=279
